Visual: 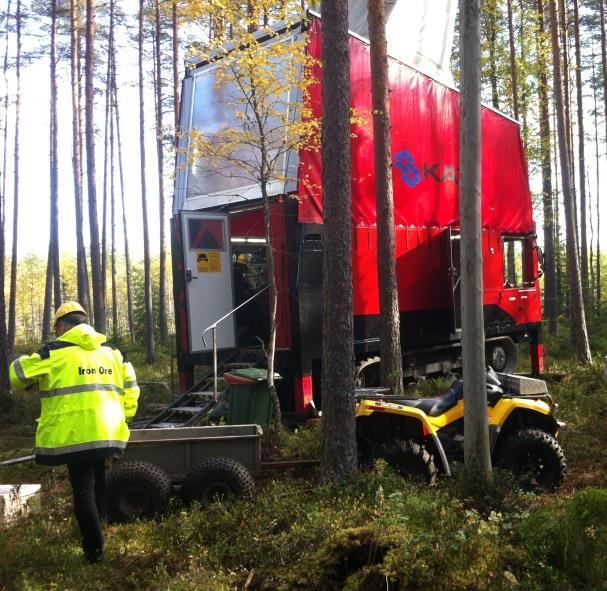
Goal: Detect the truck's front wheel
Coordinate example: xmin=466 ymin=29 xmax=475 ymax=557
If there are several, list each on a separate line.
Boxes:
xmin=496 ymin=428 xmax=566 ymax=491
xmin=485 ymin=338 xmax=518 ymax=373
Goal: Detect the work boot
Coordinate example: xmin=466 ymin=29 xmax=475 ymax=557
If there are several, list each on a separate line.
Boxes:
xmin=84 ymin=548 xmax=104 ymax=564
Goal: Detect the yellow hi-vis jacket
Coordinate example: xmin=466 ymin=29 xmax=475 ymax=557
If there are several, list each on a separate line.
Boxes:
xmin=9 ymin=324 xmax=140 ymax=465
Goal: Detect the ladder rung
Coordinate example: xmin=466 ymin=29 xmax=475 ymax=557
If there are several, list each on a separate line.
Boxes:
xmin=171 ymin=406 xmax=205 ymax=413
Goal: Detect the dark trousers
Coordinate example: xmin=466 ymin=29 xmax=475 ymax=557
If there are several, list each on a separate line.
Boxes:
xmin=67 ymin=459 xmax=106 ymax=557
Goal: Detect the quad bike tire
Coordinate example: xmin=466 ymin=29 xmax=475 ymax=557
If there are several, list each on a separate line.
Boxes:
xmin=180 ymin=457 xmax=255 ymax=506
xmin=372 ymin=439 xmax=438 ymax=486
xmin=497 ymin=428 xmax=566 ymax=492
xmin=106 ymin=460 xmax=172 ymax=522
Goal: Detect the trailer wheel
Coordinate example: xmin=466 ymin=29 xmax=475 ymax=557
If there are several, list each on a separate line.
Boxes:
xmin=106 ymin=461 xmax=172 ymax=523
xmin=372 ymin=439 xmax=437 ymax=486
xmin=355 ymin=356 xmax=381 ymax=387
xmin=181 ymin=457 xmax=255 ymax=506
xmin=486 ymin=338 xmax=517 ymax=373
xmin=496 ymin=428 xmax=566 ymax=492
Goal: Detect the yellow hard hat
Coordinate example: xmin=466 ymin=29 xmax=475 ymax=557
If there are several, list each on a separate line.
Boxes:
xmin=53 ymin=301 xmax=87 ymax=328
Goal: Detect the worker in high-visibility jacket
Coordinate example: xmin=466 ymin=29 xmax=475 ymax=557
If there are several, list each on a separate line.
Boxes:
xmin=9 ymin=301 xmax=140 ymax=564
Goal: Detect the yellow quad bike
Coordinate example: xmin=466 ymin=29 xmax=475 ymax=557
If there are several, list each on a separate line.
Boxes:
xmin=355 ymin=367 xmax=566 ymax=491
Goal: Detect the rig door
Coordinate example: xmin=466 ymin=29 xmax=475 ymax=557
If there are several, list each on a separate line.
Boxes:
xmin=448 ymin=228 xmax=462 ymax=332
xmin=182 ymin=212 xmax=236 ymax=353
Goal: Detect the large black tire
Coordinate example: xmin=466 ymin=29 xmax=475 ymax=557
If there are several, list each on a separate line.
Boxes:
xmin=106 ymin=461 xmax=172 ymax=522
xmin=180 ymin=457 xmax=255 ymax=506
xmin=485 ymin=338 xmax=518 ymax=373
xmin=497 ymin=428 xmax=566 ymax=492
xmin=372 ymin=439 xmax=438 ymax=486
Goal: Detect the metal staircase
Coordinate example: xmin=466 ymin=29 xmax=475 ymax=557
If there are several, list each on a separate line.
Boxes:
xmin=136 ymin=360 xmax=257 ymax=429
xmin=134 ymin=286 xmax=270 ymax=430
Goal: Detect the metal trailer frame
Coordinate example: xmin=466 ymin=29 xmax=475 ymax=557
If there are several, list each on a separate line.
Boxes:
xmin=120 ymin=424 xmax=262 ymax=482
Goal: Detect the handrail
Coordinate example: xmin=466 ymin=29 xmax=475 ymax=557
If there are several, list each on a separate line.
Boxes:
xmin=201 ymin=284 xmax=270 ymax=401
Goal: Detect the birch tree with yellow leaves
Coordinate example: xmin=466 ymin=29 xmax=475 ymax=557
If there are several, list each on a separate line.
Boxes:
xmin=180 ymin=0 xmax=319 ymax=427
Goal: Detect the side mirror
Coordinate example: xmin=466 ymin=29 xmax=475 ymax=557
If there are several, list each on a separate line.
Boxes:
xmin=535 ymin=245 xmax=544 ymax=279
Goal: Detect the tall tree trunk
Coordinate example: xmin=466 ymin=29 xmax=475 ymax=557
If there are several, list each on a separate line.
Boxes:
xmin=505 ymin=0 xmax=518 ymax=283
xmin=558 ymin=0 xmax=579 ymax=245
xmin=154 ymin=0 xmax=168 ymax=345
xmin=507 ymin=0 xmax=520 ymax=119
xmin=261 ymin=182 xmax=281 ymax=428
xmin=110 ymin=79 xmax=118 ymax=339
xmin=367 ymin=0 xmax=403 ymax=395
xmin=101 ymin=12 xmax=112 ymax=312
xmin=537 ymin=0 xmax=557 ymax=335
xmin=483 ymin=0 xmax=500 ymax=109
xmin=558 ymin=0 xmax=573 ymax=163
xmin=7 ymin=0 xmax=21 ymax=353
xmin=549 ymin=0 xmax=592 ymax=364
xmin=43 ymin=0 xmax=61 ymax=343
xmin=591 ymin=53 xmax=600 ymax=314
xmin=572 ymin=0 xmax=589 ymax=307
xmin=85 ymin=0 xmax=105 ymax=331
xmin=460 ymin=0 xmax=492 ymax=481
xmin=598 ymin=0 xmax=607 ymax=311
xmin=0 ymin=201 xmax=8 ymax=400
xmin=518 ymin=0 xmax=530 ymax=139
xmin=1 ymin=0 xmax=10 ymax=236
xmin=112 ymin=59 xmax=135 ymax=342
xmin=42 ymin=244 xmax=54 ymax=342
xmin=70 ymin=0 xmax=90 ymax=314
xmin=50 ymin=0 xmax=61 ymax=311
xmin=320 ymin=0 xmax=357 ymax=484
xmin=139 ymin=0 xmax=156 ymax=362
xmin=552 ymin=107 xmax=564 ymax=315
xmin=0 ymin=0 xmax=10 ymax=402
xmin=172 ymin=1 xmax=180 ymax=135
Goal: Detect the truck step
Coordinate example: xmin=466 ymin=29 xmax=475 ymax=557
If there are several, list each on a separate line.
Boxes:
xmin=171 ymin=406 xmax=205 ymax=414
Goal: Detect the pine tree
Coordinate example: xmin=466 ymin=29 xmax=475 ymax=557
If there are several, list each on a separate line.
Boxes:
xmin=549 ymin=0 xmax=592 ymax=364
xmin=320 ymin=0 xmax=358 ymax=483
xmin=460 ymin=0 xmax=492 ymax=481
xmin=367 ymin=0 xmax=403 ymax=396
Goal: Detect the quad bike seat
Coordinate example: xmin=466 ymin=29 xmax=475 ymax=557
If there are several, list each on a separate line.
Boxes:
xmin=395 ymin=380 xmax=464 ymax=417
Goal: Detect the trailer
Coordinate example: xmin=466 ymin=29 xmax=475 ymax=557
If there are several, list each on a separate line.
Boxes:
xmin=171 ymin=12 xmax=544 ymax=419
xmin=105 ymin=424 xmax=261 ymax=522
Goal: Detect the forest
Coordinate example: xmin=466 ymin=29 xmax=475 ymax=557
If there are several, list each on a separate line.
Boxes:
xmin=0 ymin=1 xmax=606 ymax=379
xmin=1 ymin=0 xmax=607 ymax=589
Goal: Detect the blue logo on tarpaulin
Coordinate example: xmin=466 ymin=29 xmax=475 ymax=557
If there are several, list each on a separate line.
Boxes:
xmin=394 ymin=150 xmax=422 ymax=187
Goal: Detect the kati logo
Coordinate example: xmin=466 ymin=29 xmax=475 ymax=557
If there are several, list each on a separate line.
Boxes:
xmin=394 ymin=149 xmax=460 ymax=187
xmin=394 ymin=150 xmax=422 ymax=187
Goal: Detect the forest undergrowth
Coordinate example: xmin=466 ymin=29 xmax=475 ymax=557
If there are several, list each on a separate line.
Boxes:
xmin=0 ymin=327 xmax=606 ymax=591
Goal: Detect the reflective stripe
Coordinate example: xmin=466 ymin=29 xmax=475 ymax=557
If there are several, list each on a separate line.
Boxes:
xmin=35 ymin=439 xmax=127 ymax=456
xmin=124 ymin=380 xmax=138 ymax=389
xmin=13 ymin=357 xmax=32 ymax=385
xmin=40 ymin=383 xmax=123 ymax=398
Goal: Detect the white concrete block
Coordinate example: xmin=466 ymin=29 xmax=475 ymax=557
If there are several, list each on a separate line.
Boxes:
xmin=0 ymin=484 xmax=42 ymax=526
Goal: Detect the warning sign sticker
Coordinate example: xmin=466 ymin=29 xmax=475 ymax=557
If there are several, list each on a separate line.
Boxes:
xmin=197 ymin=252 xmax=221 ymax=273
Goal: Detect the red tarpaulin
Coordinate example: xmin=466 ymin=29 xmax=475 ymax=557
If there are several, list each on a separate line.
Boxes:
xmin=297 ymin=17 xmax=535 ymax=234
